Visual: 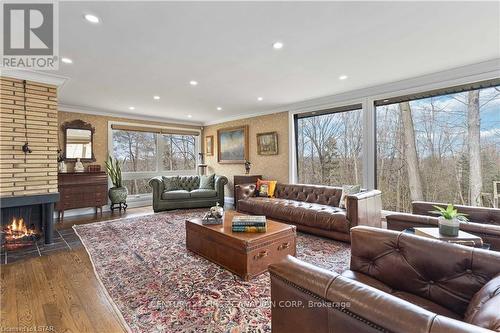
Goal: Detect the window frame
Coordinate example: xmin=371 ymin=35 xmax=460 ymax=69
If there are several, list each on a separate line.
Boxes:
xmin=108 ymin=121 xmax=201 ymax=201
xmin=293 ymin=103 xmax=364 ymax=186
xmin=289 ymin=73 xmax=499 ymax=196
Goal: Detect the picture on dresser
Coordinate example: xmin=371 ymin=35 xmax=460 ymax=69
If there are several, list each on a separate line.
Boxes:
xmin=256 ymin=131 xmax=278 ymax=155
xmin=217 ymin=125 xmax=248 ymax=164
xmin=205 ymin=135 xmax=214 ymax=156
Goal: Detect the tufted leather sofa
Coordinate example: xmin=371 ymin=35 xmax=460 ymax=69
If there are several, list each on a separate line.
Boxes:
xmin=149 ymin=175 xmax=228 ymax=212
xmin=387 ymin=201 xmax=500 ymax=251
xmin=235 ymin=183 xmax=382 ymax=242
xmin=269 ymin=226 xmax=500 ymax=333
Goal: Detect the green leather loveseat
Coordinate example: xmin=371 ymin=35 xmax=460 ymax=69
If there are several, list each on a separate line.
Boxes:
xmin=149 ymin=175 xmax=228 ymax=212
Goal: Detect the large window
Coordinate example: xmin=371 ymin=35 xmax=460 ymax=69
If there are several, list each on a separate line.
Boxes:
xmin=296 ymin=105 xmax=363 ymax=186
xmin=112 ymin=126 xmax=198 ymax=196
xmin=376 ymin=85 xmax=500 ymax=212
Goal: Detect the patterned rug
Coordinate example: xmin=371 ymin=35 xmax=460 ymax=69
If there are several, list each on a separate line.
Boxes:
xmin=74 ymin=210 xmax=351 ymax=333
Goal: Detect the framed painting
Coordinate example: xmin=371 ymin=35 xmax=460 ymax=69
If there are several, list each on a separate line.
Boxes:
xmin=257 ymin=131 xmax=278 ymax=155
xmin=217 ymin=125 xmax=249 ymax=164
xmin=205 ymin=135 xmax=214 ymax=156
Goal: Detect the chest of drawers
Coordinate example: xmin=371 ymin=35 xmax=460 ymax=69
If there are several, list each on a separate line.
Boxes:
xmin=56 ymin=172 xmax=108 ymax=221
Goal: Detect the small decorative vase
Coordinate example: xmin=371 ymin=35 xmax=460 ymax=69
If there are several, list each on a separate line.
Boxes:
xmin=108 ymin=186 xmax=128 ymax=204
xmin=438 ymin=217 xmax=460 ymax=237
xmin=74 ymin=158 xmax=84 ymax=172
xmin=58 ymin=161 xmax=67 ymax=173
xmin=210 ymin=202 xmax=224 ymax=219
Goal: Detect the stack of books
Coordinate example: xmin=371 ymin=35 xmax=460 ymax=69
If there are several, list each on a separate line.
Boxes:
xmin=232 ymin=215 xmax=267 ymax=233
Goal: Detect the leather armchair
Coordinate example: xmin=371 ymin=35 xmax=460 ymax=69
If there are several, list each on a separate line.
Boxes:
xmin=386 ymin=201 xmax=500 ymax=251
xmin=235 ymin=183 xmax=382 ymax=242
xmin=269 ymin=226 xmax=500 ymax=333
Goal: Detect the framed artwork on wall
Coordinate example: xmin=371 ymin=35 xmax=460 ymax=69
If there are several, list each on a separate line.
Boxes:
xmin=256 ymin=131 xmax=278 ymax=155
xmin=205 ymin=135 xmax=214 ymax=156
xmin=217 ymin=125 xmax=249 ymax=164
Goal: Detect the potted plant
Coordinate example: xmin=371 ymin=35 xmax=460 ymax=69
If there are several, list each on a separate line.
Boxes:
xmin=105 ymin=156 xmax=128 ymax=209
xmin=430 ymin=204 xmax=468 ymax=236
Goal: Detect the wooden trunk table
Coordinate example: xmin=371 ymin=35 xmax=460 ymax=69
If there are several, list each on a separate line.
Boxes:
xmin=186 ymin=211 xmax=296 ymax=280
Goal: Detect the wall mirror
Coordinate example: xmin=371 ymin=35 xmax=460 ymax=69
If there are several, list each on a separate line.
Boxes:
xmin=61 ymin=120 xmax=95 ymax=161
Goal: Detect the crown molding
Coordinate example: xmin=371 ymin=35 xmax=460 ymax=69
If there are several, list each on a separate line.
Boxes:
xmin=59 ymin=103 xmax=203 ymax=127
xmin=0 ymin=68 xmax=69 ymax=87
xmin=203 ymin=58 xmax=500 ymax=125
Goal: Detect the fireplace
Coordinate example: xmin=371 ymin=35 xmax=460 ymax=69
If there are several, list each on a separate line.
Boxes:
xmin=0 ymin=193 xmax=59 ymax=251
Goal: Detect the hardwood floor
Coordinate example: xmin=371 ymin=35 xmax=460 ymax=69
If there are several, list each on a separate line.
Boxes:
xmin=1 ymin=206 xmax=155 ymax=333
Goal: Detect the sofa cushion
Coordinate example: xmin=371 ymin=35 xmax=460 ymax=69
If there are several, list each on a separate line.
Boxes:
xmin=238 ymin=197 xmax=349 ymax=233
xmin=274 ymin=184 xmax=342 ymax=207
xmin=464 ymin=273 xmax=500 ymax=331
xmin=178 ymin=176 xmax=200 ymax=191
xmin=341 ymin=270 xmax=462 ymax=320
xmin=190 ymin=189 xmax=217 ymax=198
xmin=199 ymin=174 xmax=215 ymax=190
xmin=161 ymin=190 xmax=190 ymax=200
xmin=162 ymin=176 xmax=180 ymax=191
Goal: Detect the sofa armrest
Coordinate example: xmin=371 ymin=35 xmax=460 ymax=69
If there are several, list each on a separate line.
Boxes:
xmin=214 ymin=175 xmax=228 ymax=206
xmin=386 ymin=213 xmax=438 ymax=231
xmin=235 ymin=183 xmax=257 ymax=209
xmin=270 ymin=256 xmax=492 ymax=333
xmin=346 ymin=189 xmax=382 ymax=228
xmin=149 ymin=177 xmax=165 ymax=212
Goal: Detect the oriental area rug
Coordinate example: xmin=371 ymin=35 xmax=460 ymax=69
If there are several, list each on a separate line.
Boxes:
xmin=74 ymin=210 xmax=350 ymax=333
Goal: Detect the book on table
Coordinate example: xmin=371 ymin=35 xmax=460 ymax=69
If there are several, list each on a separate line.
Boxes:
xmin=232 ymin=215 xmax=267 ymax=232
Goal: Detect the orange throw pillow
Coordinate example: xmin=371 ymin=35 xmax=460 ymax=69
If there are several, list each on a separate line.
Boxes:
xmin=257 ymin=179 xmax=277 ymax=197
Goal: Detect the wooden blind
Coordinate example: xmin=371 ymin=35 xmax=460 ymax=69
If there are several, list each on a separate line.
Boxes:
xmin=111 ymin=124 xmax=200 ymax=136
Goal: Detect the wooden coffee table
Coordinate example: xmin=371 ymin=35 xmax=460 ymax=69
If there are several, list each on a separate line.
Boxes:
xmin=186 ymin=211 xmax=296 ymax=280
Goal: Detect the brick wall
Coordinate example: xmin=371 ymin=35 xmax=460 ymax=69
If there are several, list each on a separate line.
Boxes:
xmin=0 ymin=77 xmax=58 ymax=197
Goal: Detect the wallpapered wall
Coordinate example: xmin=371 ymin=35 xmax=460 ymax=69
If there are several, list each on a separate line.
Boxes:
xmin=203 ymin=111 xmax=289 ymax=197
xmin=58 ymin=111 xmax=201 ymax=171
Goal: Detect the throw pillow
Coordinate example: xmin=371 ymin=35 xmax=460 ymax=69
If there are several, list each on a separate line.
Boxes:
xmin=339 ymin=184 xmax=361 ymax=209
xmin=257 ymin=179 xmax=278 ymax=197
xmin=163 ymin=176 xmax=180 ymax=191
xmin=199 ymin=174 xmax=215 ymax=190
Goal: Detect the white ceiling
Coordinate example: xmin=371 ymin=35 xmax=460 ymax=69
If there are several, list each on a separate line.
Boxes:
xmin=55 ymin=1 xmax=500 ymax=124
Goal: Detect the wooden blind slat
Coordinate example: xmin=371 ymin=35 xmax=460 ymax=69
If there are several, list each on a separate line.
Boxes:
xmin=111 ymin=124 xmax=200 ymax=136
xmin=110 ymin=124 xmax=161 ymax=133
xmin=161 ymin=129 xmax=200 ymax=136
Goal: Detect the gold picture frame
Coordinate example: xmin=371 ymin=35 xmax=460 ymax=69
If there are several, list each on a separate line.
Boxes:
xmin=217 ymin=125 xmax=249 ymax=164
xmin=256 ymin=131 xmax=278 ymax=155
xmin=205 ymin=135 xmax=214 ymax=156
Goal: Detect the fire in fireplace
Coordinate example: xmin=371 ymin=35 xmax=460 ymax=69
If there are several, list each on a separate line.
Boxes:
xmin=2 ymin=217 xmax=41 ymax=250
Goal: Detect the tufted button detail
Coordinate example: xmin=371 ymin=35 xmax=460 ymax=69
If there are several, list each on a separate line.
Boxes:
xmin=466 ymin=269 xmax=472 ymax=274
xmin=429 ymin=280 xmax=434 ymax=284
xmin=394 ymin=248 xmax=400 ymax=252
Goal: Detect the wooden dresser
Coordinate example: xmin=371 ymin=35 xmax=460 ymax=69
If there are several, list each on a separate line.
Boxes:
xmin=56 ymin=172 xmax=108 ymax=221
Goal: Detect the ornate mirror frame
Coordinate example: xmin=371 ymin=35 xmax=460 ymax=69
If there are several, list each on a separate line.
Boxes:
xmin=61 ymin=119 xmax=96 ymax=162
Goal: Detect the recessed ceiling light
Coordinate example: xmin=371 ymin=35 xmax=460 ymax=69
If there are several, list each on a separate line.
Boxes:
xmin=272 ymin=41 xmax=284 ymax=50
xmin=128 ymin=106 xmax=135 ymax=110
xmin=339 ymin=75 xmax=348 ymax=80
xmin=189 ymin=80 xmax=198 ymax=86
xmin=153 ymin=95 xmax=160 ymax=100
xmin=61 ymin=57 xmax=73 ymax=64
xmin=216 ymin=107 xmax=222 ymax=111
xmin=84 ymin=14 xmax=100 ymax=24
xmin=187 ymin=114 xmax=193 ymax=118
xmin=257 ymin=97 xmax=263 ymax=101
xmin=383 ymin=99 xmax=390 ymax=102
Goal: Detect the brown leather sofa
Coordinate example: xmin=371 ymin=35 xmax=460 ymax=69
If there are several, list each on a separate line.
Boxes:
xmin=235 ymin=183 xmax=382 ymax=242
xmin=269 ymin=226 xmax=500 ymax=333
xmin=386 ymin=201 xmax=500 ymax=251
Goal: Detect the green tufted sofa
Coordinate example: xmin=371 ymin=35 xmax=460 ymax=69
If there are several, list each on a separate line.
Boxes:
xmin=149 ymin=175 xmax=228 ymax=212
